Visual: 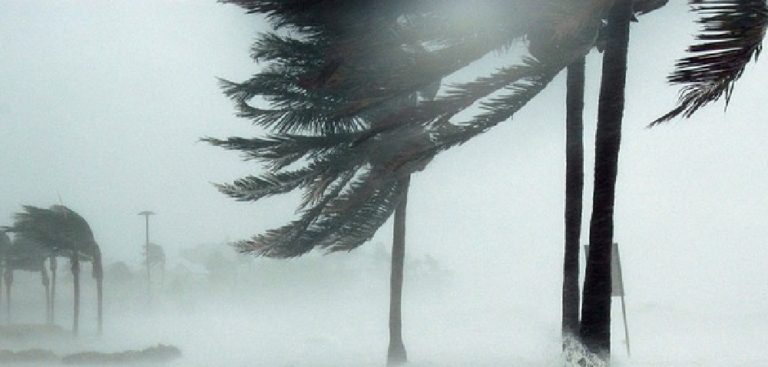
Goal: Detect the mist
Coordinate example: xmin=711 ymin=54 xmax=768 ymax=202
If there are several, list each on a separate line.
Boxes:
xmin=2 ymin=1 xmax=768 ymax=366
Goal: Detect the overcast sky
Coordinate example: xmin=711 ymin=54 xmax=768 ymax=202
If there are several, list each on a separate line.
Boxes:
xmin=2 ymin=0 xmax=768 ymax=323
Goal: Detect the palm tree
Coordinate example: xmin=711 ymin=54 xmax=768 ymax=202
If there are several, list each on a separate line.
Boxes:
xmin=5 ymin=205 xmax=104 ymax=336
xmin=212 ymin=1 xmax=666 ymax=364
xmin=579 ymin=0 xmax=633 ymax=361
xmin=562 ymin=57 xmax=586 ymax=340
xmin=387 ymin=175 xmax=409 ymax=365
xmin=3 ymin=237 xmax=52 ymax=324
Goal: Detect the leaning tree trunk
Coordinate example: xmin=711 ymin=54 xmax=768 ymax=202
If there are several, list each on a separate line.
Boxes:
xmin=4 ymin=269 xmax=12 ymax=324
xmin=387 ymin=176 xmax=410 ymax=366
xmin=71 ymin=254 xmax=80 ymax=336
xmin=42 ymin=264 xmax=51 ymax=324
xmin=50 ymin=256 xmax=57 ymax=324
xmin=563 ymin=56 xmax=586 ymax=340
xmin=92 ymin=246 xmax=104 ymax=335
xmin=579 ymin=0 xmax=632 ymax=361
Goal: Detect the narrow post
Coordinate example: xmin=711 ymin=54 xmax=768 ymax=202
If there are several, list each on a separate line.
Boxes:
xmin=615 ymin=244 xmax=630 ymax=356
xmin=620 ymin=295 xmax=630 ymax=356
xmin=138 ymin=211 xmax=155 ymax=304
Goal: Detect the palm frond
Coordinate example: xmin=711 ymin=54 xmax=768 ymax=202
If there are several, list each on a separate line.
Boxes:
xmin=5 ymin=205 xmax=98 ymax=256
xmin=235 ymin=167 xmax=405 ymax=257
xmin=653 ymin=0 xmax=768 ymax=125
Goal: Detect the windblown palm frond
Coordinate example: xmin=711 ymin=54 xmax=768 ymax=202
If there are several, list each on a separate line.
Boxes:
xmin=6 ymin=237 xmax=49 ymax=271
xmin=211 ymin=0 xmax=627 ymax=258
xmin=4 ymin=206 xmax=98 ymax=257
xmin=225 ymin=58 xmax=562 ymax=257
xmin=653 ymin=0 xmax=768 ymax=125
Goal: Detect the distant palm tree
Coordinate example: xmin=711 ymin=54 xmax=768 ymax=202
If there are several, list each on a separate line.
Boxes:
xmin=5 ymin=205 xmax=104 ymax=336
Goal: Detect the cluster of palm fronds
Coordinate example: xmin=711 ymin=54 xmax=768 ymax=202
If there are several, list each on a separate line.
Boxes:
xmin=654 ymin=0 xmax=768 ymax=124
xmin=2 ymin=205 xmax=103 ymax=335
xmin=209 ymin=0 xmax=623 ymax=258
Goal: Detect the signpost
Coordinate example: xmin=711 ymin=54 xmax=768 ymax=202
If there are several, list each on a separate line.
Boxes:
xmin=585 ymin=242 xmax=630 ymax=356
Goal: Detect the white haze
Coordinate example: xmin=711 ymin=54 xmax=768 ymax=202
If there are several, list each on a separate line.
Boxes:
xmin=1 ymin=0 xmax=768 ymax=366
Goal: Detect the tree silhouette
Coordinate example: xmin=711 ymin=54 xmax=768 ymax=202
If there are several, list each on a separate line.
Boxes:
xmin=5 ymin=205 xmax=104 ymax=336
xmin=213 ymin=1 xmax=667 ymax=364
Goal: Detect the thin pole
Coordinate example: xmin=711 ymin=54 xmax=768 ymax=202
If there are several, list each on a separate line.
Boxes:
xmin=620 ymin=294 xmax=630 ymax=356
xmin=144 ymin=214 xmax=150 ymax=300
xmin=138 ymin=211 xmax=155 ymax=305
xmin=615 ymin=244 xmax=630 ymax=356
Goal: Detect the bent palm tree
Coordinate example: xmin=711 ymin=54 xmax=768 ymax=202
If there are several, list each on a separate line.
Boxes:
xmin=5 ymin=205 xmax=104 ymax=336
xmin=213 ymin=1 xmax=666 ymax=365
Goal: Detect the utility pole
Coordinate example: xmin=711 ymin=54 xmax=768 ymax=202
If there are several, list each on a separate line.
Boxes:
xmin=138 ymin=211 xmax=155 ymax=303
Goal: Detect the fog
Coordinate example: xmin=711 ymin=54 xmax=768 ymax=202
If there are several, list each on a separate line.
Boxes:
xmin=2 ymin=1 xmax=768 ymax=366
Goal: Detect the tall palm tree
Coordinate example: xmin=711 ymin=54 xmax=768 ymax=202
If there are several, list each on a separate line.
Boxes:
xmin=212 ymin=2 xmax=666 ymax=364
xmin=579 ymin=0 xmax=633 ymax=361
xmin=5 ymin=205 xmax=104 ymax=336
xmin=562 ymin=57 xmax=586 ymax=340
xmin=387 ymin=175 xmax=410 ymax=366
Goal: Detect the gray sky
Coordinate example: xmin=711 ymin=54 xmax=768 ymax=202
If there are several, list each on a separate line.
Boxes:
xmin=2 ymin=0 xmax=768 ymax=322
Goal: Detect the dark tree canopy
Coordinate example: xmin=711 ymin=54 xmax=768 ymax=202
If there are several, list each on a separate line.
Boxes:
xmin=5 ymin=205 xmax=99 ymax=258
xmin=210 ymin=0 xmax=665 ymax=258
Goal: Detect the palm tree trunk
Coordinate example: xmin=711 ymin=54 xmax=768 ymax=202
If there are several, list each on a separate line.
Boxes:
xmin=50 ymin=256 xmax=57 ymax=324
xmin=71 ymin=254 xmax=80 ymax=336
xmin=0 ymin=266 xmax=3 ymax=320
xmin=4 ymin=269 xmax=12 ymax=324
xmin=579 ymin=0 xmax=632 ymax=360
xmin=562 ymin=56 xmax=586 ymax=339
xmin=93 ymin=246 xmax=104 ymax=335
xmin=42 ymin=264 xmax=51 ymax=324
xmin=387 ymin=175 xmax=410 ymax=366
